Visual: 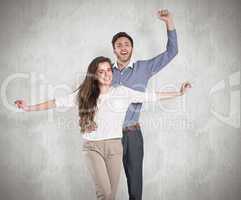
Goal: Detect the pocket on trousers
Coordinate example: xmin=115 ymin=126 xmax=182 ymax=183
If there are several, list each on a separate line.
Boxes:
xmin=82 ymin=141 xmax=96 ymax=151
xmin=107 ymin=140 xmax=123 ymax=157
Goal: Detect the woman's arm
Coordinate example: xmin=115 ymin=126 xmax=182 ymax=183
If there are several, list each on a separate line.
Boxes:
xmin=14 ymin=99 xmax=56 ymax=112
xmin=156 ymin=82 xmax=191 ymax=100
xmin=123 ymin=82 xmax=191 ymax=104
xmin=15 ymin=90 xmax=77 ymax=112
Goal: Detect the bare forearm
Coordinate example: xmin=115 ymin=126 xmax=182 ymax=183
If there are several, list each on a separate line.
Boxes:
xmin=156 ymin=91 xmax=182 ymax=100
xmin=27 ymin=100 xmax=56 ymax=111
xmin=156 ymin=82 xmax=192 ymax=100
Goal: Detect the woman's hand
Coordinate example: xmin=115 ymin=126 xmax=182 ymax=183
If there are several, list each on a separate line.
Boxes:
xmin=180 ymin=82 xmax=192 ymax=95
xmin=14 ymin=100 xmax=31 ymax=112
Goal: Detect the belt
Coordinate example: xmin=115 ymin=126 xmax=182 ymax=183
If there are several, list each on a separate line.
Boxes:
xmin=123 ymin=123 xmax=140 ymax=132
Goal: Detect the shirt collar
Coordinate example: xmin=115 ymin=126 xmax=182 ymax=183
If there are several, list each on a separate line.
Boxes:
xmin=113 ymin=60 xmax=134 ymax=69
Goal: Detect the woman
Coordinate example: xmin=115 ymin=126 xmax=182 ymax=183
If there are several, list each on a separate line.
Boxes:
xmin=15 ymin=56 xmax=191 ymax=200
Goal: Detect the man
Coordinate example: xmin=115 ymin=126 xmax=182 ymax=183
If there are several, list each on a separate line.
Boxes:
xmin=111 ymin=9 xmax=178 ymax=200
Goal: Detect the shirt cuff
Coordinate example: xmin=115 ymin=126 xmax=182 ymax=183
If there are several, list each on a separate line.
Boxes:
xmin=54 ymin=97 xmax=65 ymax=107
xmin=146 ymin=92 xmax=158 ymax=102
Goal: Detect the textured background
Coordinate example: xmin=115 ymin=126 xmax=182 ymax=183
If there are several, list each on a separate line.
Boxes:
xmin=0 ymin=0 xmax=240 ymax=199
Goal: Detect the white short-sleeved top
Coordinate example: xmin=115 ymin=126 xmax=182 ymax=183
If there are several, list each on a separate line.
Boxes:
xmin=55 ymin=86 xmax=157 ymax=141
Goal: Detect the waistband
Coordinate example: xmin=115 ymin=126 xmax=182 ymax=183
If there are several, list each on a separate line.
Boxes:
xmin=123 ymin=123 xmax=141 ymax=132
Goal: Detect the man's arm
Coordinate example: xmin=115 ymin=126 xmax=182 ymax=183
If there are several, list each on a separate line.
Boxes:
xmin=144 ymin=9 xmax=178 ymax=78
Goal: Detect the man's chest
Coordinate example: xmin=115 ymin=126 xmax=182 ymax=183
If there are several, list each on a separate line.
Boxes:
xmin=112 ymin=68 xmax=148 ymax=92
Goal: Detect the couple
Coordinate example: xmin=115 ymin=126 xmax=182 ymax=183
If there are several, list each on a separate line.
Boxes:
xmin=15 ymin=9 xmax=191 ymax=200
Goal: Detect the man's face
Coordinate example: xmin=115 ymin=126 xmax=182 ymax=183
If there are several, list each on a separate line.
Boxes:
xmin=113 ymin=37 xmax=133 ymax=63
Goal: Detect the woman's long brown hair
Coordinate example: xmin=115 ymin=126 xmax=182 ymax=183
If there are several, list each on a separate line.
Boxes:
xmin=76 ymin=56 xmax=112 ymax=133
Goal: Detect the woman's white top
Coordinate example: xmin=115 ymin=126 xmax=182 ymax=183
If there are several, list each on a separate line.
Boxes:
xmin=55 ymin=86 xmax=157 ymax=141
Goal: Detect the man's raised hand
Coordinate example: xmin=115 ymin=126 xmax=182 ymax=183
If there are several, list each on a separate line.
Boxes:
xmin=157 ymin=9 xmax=175 ymax=31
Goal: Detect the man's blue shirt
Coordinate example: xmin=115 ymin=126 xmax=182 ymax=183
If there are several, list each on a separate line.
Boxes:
xmin=112 ymin=30 xmax=178 ymax=128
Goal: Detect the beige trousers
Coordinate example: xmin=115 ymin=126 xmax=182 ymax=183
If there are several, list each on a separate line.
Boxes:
xmin=83 ymin=139 xmax=123 ymax=200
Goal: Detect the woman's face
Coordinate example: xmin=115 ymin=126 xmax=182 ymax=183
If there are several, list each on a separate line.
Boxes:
xmin=95 ymin=62 xmax=113 ymax=86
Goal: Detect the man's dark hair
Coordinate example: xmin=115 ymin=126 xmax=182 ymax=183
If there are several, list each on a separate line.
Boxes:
xmin=112 ymin=32 xmax=134 ymax=48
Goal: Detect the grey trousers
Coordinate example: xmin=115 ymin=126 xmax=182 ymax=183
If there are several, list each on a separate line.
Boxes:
xmin=83 ymin=139 xmax=123 ymax=200
xmin=122 ymin=127 xmax=144 ymax=200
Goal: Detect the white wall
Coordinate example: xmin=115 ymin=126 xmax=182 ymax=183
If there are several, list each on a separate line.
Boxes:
xmin=0 ymin=0 xmax=240 ymax=199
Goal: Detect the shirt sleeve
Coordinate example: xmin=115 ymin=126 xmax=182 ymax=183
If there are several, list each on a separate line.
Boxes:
xmin=143 ymin=30 xmax=178 ymax=78
xmin=121 ymin=86 xmax=158 ymax=103
xmin=54 ymin=91 xmax=78 ymax=108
